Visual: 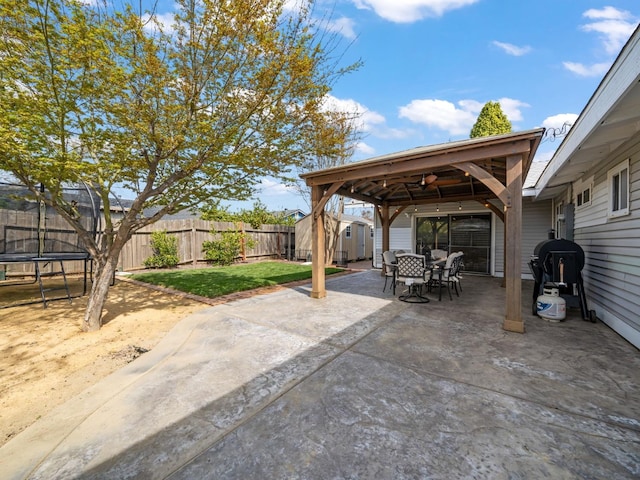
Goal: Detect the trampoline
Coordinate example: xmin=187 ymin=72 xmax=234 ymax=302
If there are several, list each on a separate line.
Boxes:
xmin=0 ymin=180 xmax=101 ymax=308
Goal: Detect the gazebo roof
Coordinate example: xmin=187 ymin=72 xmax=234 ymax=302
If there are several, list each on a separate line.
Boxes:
xmin=301 ymin=129 xmax=544 ymax=208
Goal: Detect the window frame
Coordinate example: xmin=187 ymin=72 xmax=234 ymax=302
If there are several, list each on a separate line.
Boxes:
xmin=607 ymin=159 xmax=630 ymax=218
xmin=575 ymin=176 xmax=593 ymax=209
xmin=345 ymin=225 xmax=352 ymax=238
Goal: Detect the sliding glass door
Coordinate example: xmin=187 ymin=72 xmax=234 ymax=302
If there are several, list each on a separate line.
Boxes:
xmin=415 ymin=214 xmax=491 ymax=274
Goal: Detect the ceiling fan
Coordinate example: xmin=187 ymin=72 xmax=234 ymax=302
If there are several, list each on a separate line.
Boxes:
xmin=411 ymin=173 xmax=461 ymax=191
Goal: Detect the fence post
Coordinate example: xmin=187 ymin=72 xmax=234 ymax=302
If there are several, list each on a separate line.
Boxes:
xmin=191 ymin=220 xmax=198 ymax=266
xmin=239 ymin=222 xmax=247 ymax=262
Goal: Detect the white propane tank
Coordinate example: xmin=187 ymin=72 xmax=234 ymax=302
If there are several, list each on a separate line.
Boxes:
xmin=536 ymin=284 xmax=566 ymax=321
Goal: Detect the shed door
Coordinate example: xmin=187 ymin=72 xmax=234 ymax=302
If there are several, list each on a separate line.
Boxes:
xmin=357 ymin=225 xmax=365 ymax=259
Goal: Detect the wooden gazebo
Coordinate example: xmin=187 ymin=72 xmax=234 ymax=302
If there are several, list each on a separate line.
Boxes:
xmin=300 ymin=128 xmax=544 ymax=332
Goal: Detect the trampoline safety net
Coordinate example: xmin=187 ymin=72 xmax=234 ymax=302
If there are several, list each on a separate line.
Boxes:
xmin=0 ymin=181 xmax=101 ymax=261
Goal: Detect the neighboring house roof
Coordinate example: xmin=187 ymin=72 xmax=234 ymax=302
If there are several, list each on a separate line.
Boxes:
xmin=275 ymin=209 xmax=306 ymax=219
xmin=535 ymin=24 xmax=640 ymax=199
xmin=340 ymin=213 xmax=374 ymax=226
xmin=107 ymin=199 xmax=201 ymax=220
xmin=523 ymin=160 xmax=549 ymax=194
xmin=296 ymin=212 xmax=373 ymax=226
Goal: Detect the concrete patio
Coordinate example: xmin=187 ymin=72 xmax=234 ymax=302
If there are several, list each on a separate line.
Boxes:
xmin=1 ymin=268 xmax=639 ymax=479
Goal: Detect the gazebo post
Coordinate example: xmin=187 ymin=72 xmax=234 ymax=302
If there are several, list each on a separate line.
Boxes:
xmin=503 ymin=154 xmax=524 ymax=332
xmin=377 ymin=205 xmax=391 ymax=277
xmin=381 ymin=205 xmax=390 ymax=254
xmin=310 ymin=185 xmax=326 ymax=299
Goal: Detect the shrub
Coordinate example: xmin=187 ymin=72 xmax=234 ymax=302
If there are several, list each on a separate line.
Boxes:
xmin=143 ymin=231 xmax=179 ymax=268
xmin=202 ymin=228 xmax=256 ymax=266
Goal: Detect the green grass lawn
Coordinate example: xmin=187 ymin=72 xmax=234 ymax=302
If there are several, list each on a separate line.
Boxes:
xmin=129 ymin=261 xmax=343 ymax=298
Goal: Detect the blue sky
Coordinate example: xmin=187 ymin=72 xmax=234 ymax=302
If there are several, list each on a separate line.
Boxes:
xmin=158 ymin=0 xmax=640 ymax=213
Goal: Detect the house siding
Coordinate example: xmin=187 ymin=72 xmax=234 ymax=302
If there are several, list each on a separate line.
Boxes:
xmin=570 ymin=137 xmax=640 ymax=348
xmin=494 ymin=198 xmax=554 ymax=278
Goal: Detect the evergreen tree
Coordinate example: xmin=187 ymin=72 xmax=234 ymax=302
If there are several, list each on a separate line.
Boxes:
xmin=470 ymin=101 xmax=512 ymax=138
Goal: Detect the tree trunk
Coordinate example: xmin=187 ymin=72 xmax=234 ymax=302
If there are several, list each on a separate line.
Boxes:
xmin=81 ymin=256 xmax=117 ymax=332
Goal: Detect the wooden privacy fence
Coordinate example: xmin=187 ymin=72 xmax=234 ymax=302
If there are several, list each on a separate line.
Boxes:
xmin=118 ymin=219 xmax=295 ymax=271
xmin=1 ymin=216 xmax=295 ymax=276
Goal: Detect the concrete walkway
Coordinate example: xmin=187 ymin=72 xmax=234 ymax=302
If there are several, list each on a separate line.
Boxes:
xmin=1 ymin=270 xmax=639 ymax=479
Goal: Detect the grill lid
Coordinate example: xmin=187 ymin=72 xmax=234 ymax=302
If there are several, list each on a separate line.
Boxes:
xmin=533 ymin=238 xmax=585 ymax=272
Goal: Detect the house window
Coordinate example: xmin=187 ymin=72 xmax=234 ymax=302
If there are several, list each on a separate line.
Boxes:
xmin=370 ymin=226 xmax=374 ymax=238
xmin=345 ymin=225 xmax=352 ymax=238
xmin=575 ymin=177 xmax=592 ymax=208
xmin=608 ymin=159 xmax=630 ymax=218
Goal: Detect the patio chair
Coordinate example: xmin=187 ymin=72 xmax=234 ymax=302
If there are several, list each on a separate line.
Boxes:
xmin=454 ymin=252 xmax=464 ymax=291
xmin=395 ymin=253 xmax=432 ymax=303
xmin=430 ymin=252 xmax=462 ymax=301
xmin=382 ymin=250 xmax=397 ymax=294
xmin=431 ymin=249 xmax=448 ymax=261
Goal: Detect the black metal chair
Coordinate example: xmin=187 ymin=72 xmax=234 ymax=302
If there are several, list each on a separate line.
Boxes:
xmin=430 ymin=252 xmax=462 ymax=301
xmin=382 ymin=250 xmax=397 ymax=294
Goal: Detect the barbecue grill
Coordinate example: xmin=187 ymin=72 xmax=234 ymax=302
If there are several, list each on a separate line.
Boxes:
xmin=528 ymin=237 xmax=597 ymax=322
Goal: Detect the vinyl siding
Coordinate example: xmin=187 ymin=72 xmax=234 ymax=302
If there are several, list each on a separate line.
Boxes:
xmin=493 ymin=198 xmax=553 ymax=278
xmin=570 ymin=137 xmax=640 ymax=348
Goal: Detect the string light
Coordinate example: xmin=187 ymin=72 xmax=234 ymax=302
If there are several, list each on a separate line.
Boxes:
xmin=436 ymin=204 xmax=440 ymax=212
xmin=458 ymin=202 xmax=462 ymax=210
xmin=350 ymin=185 xmax=355 ymax=193
xmin=420 ymin=174 xmax=426 ymax=186
xmin=383 ymin=179 xmax=387 ymax=188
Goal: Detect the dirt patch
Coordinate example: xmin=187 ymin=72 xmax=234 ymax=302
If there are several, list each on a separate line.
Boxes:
xmin=0 ymin=264 xmax=367 ymax=447
xmin=0 ymin=277 xmax=208 ymax=447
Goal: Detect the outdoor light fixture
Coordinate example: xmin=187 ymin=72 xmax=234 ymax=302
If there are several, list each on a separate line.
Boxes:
xmin=436 ymin=204 xmax=440 ymax=212
xmin=383 ymin=179 xmax=387 ymax=188
xmin=350 ymin=185 xmax=355 ymax=193
xmin=464 ymin=171 xmax=470 ymax=177
xmin=414 ymin=205 xmax=418 ymax=212
xmin=421 ymin=174 xmax=426 ymax=186
xmin=458 ymin=202 xmax=462 ymax=210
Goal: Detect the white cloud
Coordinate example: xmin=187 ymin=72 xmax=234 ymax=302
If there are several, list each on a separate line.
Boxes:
xmin=492 ymin=41 xmax=532 ymax=56
xmin=582 ymin=6 xmax=639 ymax=55
xmin=352 ymin=0 xmax=479 ymax=23
xmin=562 ymin=61 xmax=610 ymax=77
xmin=399 ymin=99 xmax=477 ymax=136
xmin=141 ymin=12 xmax=177 ymax=34
xmin=322 ymin=95 xmax=384 ymax=131
xmin=322 ymin=94 xmax=414 ymax=142
xmin=398 ymin=97 xmax=527 ymax=136
xmin=356 ymin=142 xmax=376 ymax=155
xmin=283 ymin=0 xmax=304 ymax=11
xmin=259 ymin=178 xmax=297 ymax=196
xmin=325 ymin=17 xmax=357 ymax=40
xmin=563 ymin=7 xmax=638 ymax=76
xmin=497 ymin=97 xmax=529 ymax=122
xmin=542 ymin=113 xmax=578 ymax=131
